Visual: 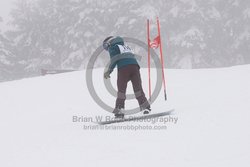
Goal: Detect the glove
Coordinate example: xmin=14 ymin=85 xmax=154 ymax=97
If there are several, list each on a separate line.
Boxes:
xmin=104 ymin=70 xmax=111 ymax=79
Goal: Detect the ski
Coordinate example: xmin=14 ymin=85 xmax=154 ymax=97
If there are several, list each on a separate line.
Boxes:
xmin=96 ymin=109 xmax=175 ymax=125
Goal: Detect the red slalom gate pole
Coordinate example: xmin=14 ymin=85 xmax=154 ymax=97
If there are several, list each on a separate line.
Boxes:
xmin=157 ymin=17 xmax=167 ymax=101
xmin=147 ymin=19 xmax=152 ymax=101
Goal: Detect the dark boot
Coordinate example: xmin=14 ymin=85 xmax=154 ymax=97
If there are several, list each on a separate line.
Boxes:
xmin=113 ymin=108 xmax=125 ymax=119
xmin=142 ymin=106 xmax=151 ymax=115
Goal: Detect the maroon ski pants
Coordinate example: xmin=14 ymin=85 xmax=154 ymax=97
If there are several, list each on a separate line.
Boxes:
xmin=115 ymin=64 xmax=150 ymax=110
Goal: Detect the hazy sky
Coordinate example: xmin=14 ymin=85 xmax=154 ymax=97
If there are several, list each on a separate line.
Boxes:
xmin=0 ymin=0 xmax=15 ymax=22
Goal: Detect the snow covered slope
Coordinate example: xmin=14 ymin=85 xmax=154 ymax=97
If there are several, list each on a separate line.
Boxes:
xmin=0 ymin=65 xmax=250 ymax=167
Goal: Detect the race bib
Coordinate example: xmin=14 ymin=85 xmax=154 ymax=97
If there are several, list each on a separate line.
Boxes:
xmin=117 ymin=45 xmax=133 ymax=54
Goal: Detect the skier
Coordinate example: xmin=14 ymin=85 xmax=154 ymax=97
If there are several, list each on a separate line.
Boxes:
xmin=103 ymin=36 xmax=151 ymax=118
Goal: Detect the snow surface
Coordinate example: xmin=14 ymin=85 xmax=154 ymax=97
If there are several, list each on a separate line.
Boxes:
xmin=0 ymin=65 xmax=250 ymax=167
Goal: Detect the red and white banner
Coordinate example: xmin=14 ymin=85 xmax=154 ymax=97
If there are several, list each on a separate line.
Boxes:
xmin=150 ymin=35 xmax=160 ymax=49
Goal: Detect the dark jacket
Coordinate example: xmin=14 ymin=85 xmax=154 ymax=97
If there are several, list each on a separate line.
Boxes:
xmin=108 ymin=36 xmax=139 ymax=72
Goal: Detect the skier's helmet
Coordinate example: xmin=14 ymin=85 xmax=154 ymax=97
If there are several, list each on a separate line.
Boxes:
xmin=103 ymin=36 xmax=115 ymax=51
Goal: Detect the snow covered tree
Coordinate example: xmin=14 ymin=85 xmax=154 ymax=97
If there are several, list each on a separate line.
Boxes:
xmin=4 ymin=0 xmax=250 ymax=80
xmin=226 ymin=0 xmax=250 ymax=65
xmin=0 ymin=17 xmax=14 ymax=81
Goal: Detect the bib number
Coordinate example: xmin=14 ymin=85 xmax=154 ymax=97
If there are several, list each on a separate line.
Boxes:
xmin=117 ymin=45 xmax=133 ymax=54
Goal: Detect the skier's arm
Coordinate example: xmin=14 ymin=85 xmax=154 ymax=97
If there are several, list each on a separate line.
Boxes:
xmin=104 ymin=61 xmax=116 ymax=79
xmin=108 ymin=45 xmax=121 ymax=73
xmin=108 ymin=60 xmax=117 ymax=73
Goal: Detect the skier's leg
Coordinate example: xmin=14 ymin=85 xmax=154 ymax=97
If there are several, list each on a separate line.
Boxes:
xmin=114 ymin=67 xmax=130 ymax=111
xmin=130 ymin=65 xmax=150 ymax=111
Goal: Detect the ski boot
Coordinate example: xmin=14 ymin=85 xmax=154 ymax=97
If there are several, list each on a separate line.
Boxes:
xmin=113 ymin=108 xmax=125 ymax=119
xmin=143 ymin=106 xmax=151 ymax=115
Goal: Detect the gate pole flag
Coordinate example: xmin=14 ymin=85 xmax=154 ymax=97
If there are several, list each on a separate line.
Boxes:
xmin=147 ymin=17 xmax=168 ymax=101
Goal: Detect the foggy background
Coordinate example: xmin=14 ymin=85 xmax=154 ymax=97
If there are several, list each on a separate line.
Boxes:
xmin=0 ymin=0 xmax=250 ymax=82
